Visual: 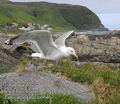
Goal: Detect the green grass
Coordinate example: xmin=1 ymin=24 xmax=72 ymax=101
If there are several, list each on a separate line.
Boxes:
xmin=0 ymin=2 xmax=101 ymax=31
xmin=0 ymin=93 xmax=84 ymax=104
xmin=60 ymin=6 xmax=101 ymax=30
xmin=44 ymin=59 xmax=120 ymax=104
xmin=46 ymin=60 xmax=120 ymax=86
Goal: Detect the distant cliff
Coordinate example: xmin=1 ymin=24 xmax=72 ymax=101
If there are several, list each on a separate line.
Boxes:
xmin=0 ymin=0 xmax=9 ymax=3
xmin=0 ymin=2 xmax=105 ymax=31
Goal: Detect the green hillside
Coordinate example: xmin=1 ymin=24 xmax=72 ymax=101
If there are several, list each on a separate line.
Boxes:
xmin=0 ymin=2 xmax=103 ymax=31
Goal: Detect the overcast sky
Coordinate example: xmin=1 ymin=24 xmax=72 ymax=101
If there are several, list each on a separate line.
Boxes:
xmin=10 ymin=0 xmax=120 ymax=14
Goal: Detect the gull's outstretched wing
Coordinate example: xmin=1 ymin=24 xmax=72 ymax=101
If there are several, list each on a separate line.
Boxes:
xmin=6 ymin=30 xmax=61 ymax=57
xmin=5 ymin=31 xmax=42 ymax=53
xmin=55 ymin=31 xmax=74 ymax=47
xmin=31 ymin=30 xmax=61 ymax=57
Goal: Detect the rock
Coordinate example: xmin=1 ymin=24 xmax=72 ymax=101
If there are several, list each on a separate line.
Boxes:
xmin=25 ymin=61 xmax=44 ymax=70
xmin=0 ymin=72 xmax=92 ymax=103
xmin=47 ymin=27 xmax=52 ymax=31
xmin=0 ymin=35 xmax=20 ymax=68
xmin=0 ymin=45 xmax=19 ymax=68
xmin=110 ymin=37 xmax=120 ymax=45
xmin=12 ymin=22 xmax=18 ymax=27
xmin=77 ymin=35 xmax=90 ymax=43
xmin=19 ymin=26 xmax=32 ymax=32
xmin=77 ymin=41 xmax=120 ymax=63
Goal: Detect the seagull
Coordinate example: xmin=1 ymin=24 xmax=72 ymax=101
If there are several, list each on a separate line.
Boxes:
xmin=5 ymin=30 xmax=78 ymax=61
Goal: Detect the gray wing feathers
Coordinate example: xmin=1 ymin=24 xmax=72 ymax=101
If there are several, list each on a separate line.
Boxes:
xmin=8 ymin=30 xmax=61 ymax=57
xmin=34 ymin=31 xmax=61 ymax=56
xmin=55 ymin=30 xmax=74 ymax=47
xmin=9 ymin=32 xmax=32 ymax=45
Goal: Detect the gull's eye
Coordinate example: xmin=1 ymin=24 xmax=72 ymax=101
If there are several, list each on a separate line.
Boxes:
xmin=70 ymin=50 xmax=73 ymax=52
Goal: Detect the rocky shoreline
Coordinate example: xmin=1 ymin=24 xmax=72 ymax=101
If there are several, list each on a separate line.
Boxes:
xmin=0 ymin=30 xmax=120 ymax=68
xmin=68 ymin=30 xmax=120 ymax=63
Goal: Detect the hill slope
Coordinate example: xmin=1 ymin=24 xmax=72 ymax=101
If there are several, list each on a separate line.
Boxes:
xmin=0 ymin=2 xmax=103 ymax=31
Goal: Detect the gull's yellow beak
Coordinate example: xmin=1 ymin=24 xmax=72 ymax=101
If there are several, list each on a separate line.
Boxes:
xmin=73 ymin=53 xmax=78 ymax=60
xmin=75 ymin=54 xmax=78 ymax=60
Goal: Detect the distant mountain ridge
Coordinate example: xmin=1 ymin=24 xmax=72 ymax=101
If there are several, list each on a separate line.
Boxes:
xmin=0 ymin=0 xmax=9 ymax=2
xmin=0 ymin=1 xmax=105 ymax=31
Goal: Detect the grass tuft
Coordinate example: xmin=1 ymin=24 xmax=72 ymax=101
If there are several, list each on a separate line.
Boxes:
xmin=0 ymin=93 xmax=84 ymax=104
xmin=16 ymin=56 xmax=28 ymax=73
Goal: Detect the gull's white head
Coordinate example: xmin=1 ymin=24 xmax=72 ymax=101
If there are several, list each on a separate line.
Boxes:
xmin=66 ymin=47 xmax=78 ymax=59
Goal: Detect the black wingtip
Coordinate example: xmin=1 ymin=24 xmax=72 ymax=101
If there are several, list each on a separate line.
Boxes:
xmin=4 ymin=39 xmax=13 ymax=45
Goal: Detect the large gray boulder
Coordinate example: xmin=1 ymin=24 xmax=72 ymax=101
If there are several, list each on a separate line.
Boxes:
xmin=0 ymin=72 xmax=92 ymax=103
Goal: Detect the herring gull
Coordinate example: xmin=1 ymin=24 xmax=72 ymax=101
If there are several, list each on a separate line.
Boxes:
xmin=5 ymin=30 xmax=78 ymax=61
